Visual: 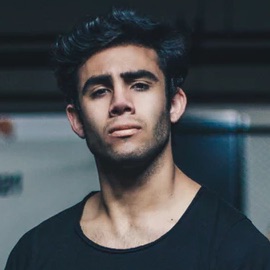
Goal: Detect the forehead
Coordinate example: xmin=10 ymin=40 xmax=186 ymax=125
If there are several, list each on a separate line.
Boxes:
xmin=78 ymin=45 xmax=164 ymax=85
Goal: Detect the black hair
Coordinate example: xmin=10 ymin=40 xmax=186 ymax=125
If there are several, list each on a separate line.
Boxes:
xmin=52 ymin=8 xmax=190 ymax=107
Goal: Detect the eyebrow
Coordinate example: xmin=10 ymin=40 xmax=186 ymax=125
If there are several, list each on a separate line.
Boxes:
xmin=120 ymin=70 xmax=159 ymax=83
xmin=81 ymin=74 xmax=112 ymax=95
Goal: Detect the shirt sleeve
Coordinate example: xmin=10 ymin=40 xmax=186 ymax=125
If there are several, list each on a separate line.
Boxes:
xmin=213 ymin=219 xmax=270 ymax=270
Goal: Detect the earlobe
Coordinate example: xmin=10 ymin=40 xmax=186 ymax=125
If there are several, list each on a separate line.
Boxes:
xmin=66 ymin=104 xmax=85 ymax=139
xmin=170 ymin=88 xmax=187 ymax=123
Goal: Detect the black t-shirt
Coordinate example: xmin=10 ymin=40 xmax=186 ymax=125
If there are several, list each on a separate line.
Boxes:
xmin=5 ymin=187 xmax=270 ymax=270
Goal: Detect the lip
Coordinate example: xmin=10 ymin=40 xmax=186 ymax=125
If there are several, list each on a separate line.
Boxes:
xmin=108 ymin=124 xmax=142 ymax=138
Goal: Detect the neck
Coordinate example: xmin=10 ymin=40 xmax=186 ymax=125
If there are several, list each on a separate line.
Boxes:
xmin=81 ymin=141 xmax=201 ymax=249
xmin=95 ymin=142 xmax=178 ymax=218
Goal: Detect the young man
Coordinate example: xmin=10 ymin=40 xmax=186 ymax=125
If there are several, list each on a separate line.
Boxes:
xmin=5 ymin=9 xmax=270 ymax=270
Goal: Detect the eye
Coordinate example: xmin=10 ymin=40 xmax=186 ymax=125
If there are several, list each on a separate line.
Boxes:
xmin=132 ymin=82 xmax=150 ymax=91
xmin=91 ymin=88 xmax=110 ymax=98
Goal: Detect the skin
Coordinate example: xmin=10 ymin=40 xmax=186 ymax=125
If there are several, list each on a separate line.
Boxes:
xmin=66 ymin=45 xmax=200 ymax=249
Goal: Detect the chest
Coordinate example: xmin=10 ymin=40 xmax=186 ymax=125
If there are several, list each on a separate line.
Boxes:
xmin=81 ymin=222 xmax=176 ymax=249
xmin=36 ymin=233 xmax=211 ymax=270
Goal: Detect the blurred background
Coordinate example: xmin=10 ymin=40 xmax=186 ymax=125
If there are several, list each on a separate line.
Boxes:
xmin=1 ymin=0 xmax=270 ymax=267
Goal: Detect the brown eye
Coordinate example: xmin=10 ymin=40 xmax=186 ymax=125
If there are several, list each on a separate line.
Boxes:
xmin=91 ymin=88 xmax=110 ymax=98
xmin=132 ymin=83 xmax=150 ymax=91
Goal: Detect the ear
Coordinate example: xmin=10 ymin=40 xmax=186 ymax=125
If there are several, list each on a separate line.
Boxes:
xmin=66 ymin=104 xmax=85 ymax=139
xmin=170 ymin=88 xmax=187 ymax=123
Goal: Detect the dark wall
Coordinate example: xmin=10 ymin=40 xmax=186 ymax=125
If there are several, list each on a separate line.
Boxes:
xmin=1 ymin=0 xmax=270 ymax=112
xmin=2 ymin=0 xmax=270 ymax=33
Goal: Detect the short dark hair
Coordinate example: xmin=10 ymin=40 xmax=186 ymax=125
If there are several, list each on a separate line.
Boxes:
xmin=52 ymin=8 xmax=190 ymax=106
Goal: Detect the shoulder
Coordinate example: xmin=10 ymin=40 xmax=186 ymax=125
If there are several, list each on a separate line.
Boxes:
xmin=4 ymin=194 xmax=91 ymax=270
xmin=194 ymin=187 xmax=247 ymax=232
xmin=212 ymin=218 xmax=270 ymax=269
xmin=24 ymin=195 xmax=85 ymax=240
xmin=197 ymin=188 xmax=270 ymax=269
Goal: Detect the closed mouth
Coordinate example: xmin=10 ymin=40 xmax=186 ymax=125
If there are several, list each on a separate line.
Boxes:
xmin=108 ymin=124 xmax=141 ymax=137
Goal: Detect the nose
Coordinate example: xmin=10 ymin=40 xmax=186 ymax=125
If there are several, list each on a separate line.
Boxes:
xmin=109 ymin=88 xmax=135 ymax=117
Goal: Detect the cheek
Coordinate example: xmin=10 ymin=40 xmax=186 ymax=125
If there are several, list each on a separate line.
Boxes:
xmin=145 ymin=92 xmax=166 ymax=116
xmin=80 ymin=98 xmax=109 ymax=125
xmin=140 ymin=102 xmax=168 ymax=135
xmin=80 ymin=108 xmax=105 ymax=136
xmin=137 ymin=89 xmax=166 ymax=109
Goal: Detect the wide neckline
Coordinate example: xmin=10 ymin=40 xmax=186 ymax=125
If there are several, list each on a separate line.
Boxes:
xmin=75 ymin=186 xmax=205 ymax=254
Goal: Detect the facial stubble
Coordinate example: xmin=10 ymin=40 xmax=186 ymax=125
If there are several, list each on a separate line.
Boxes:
xmin=83 ymin=108 xmax=171 ymax=173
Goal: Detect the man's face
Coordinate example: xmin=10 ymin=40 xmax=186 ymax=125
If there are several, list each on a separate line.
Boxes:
xmin=67 ymin=45 xmax=185 ymax=167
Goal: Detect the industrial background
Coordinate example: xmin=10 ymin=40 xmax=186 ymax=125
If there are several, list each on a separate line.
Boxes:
xmin=1 ymin=0 xmax=270 ymax=268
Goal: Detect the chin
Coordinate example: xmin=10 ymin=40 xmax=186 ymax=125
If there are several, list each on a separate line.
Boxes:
xmin=98 ymin=138 xmax=169 ymax=170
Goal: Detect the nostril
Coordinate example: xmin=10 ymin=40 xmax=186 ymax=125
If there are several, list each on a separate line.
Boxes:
xmin=110 ymin=107 xmax=120 ymax=116
xmin=109 ymin=102 xmax=134 ymax=117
